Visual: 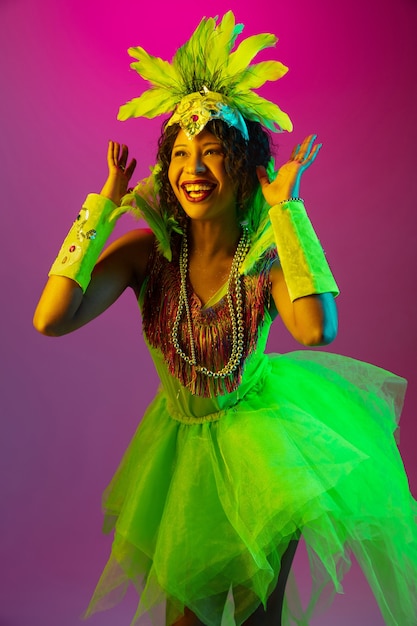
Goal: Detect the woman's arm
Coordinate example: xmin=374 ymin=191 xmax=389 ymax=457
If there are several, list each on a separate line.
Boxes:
xmin=269 ymin=261 xmax=338 ymax=346
xmin=257 ymin=135 xmax=338 ymax=346
xmin=33 ymin=228 xmax=155 ymax=336
xmin=33 ymin=140 xmax=152 ymax=336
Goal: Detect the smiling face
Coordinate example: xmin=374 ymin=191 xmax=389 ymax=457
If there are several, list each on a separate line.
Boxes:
xmin=168 ymin=128 xmax=238 ymax=223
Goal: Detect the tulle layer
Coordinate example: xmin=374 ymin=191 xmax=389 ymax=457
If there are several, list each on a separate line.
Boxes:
xmin=85 ymin=352 xmax=416 ymax=626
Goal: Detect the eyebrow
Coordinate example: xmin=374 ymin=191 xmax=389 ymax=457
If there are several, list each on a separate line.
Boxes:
xmin=173 ymin=141 xmax=223 ymax=148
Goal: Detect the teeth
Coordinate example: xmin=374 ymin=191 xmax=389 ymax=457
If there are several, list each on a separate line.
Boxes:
xmin=183 ymin=184 xmax=213 ymax=192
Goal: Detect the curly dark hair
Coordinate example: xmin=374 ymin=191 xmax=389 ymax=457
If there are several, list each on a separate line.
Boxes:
xmin=155 ymin=118 xmax=273 ymax=228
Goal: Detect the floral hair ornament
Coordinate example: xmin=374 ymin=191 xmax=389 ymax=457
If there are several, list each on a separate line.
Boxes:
xmin=117 ymin=11 xmax=293 ymax=139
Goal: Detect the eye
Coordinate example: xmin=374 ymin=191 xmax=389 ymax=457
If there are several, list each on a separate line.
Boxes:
xmin=204 ymin=148 xmax=223 ymax=156
xmin=172 ymin=149 xmax=187 ymax=158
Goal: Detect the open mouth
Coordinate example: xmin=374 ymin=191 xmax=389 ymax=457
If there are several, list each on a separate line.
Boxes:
xmin=181 ymin=182 xmax=216 ymax=202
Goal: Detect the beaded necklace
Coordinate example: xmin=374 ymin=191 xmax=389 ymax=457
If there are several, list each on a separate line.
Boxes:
xmin=171 ymin=228 xmax=250 ymax=378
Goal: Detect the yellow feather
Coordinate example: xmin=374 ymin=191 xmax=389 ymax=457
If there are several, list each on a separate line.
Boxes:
xmin=235 ymin=61 xmax=289 ymax=91
xmin=128 ymin=46 xmax=180 ymax=89
xmin=118 ymin=12 xmax=293 ymax=131
xmin=233 ymin=92 xmax=293 ymax=132
xmin=173 ymin=16 xmax=216 ymax=83
xmin=225 ymin=33 xmax=277 ymax=79
xmin=118 ymin=88 xmax=178 ymax=120
xmin=205 ymin=11 xmax=237 ymax=74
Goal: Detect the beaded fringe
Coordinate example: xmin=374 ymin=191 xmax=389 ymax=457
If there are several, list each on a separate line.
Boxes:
xmin=141 ymin=237 xmax=277 ymax=397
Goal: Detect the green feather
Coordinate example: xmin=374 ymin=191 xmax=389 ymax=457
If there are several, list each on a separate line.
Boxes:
xmin=240 ymin=159 xmax=278 ymax=275
xmin=205 ymin=12 xmax=238 ymax=76
xmin=128 ymin=46 xmax=180 ymax=89
xmin=225 ymin=33 xmax=277 ymax=80
xmin=118 ymin=11 xmax=293 ymax=133
xmin=235 ymin=61 xmax=289 ymax=91
xmin=233 ymin=92 xmax=293 ymax=132
xmin=118 ymin=88 xmax=178 ymax=120
xmin=121 ymin=172 xmax=182 ymax=261
xmin=174 ymin=16 xmax=216 ymax=88
xmin=132 ymin=196 xmax=182 ymax=261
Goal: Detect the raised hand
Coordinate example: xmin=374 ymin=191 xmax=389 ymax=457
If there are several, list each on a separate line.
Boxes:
xmin=100 ymin=141 xmax=137 ymax=205
xmin=257 ymin=134 xmax=322 ymax=206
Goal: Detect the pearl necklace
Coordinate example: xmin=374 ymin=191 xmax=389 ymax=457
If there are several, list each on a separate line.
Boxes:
xmin=171 ymin=228 xmax=250 ymax=378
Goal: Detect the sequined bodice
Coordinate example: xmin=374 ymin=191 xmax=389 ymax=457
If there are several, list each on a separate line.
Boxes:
xmin=140 ymin=238 xmax=277 ymax=404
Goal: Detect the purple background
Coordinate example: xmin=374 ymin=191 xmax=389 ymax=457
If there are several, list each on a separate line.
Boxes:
xmin=1 ymin=0 xmax=416 ymax=624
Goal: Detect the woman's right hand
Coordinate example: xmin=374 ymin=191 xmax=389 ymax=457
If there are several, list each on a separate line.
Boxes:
xmin=257 ymin=134 xmax=321 ymax=205
xmin=100 ymin=140 xmax=137 ymax=205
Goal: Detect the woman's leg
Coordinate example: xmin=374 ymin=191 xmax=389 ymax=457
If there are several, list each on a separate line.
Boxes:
xmin=169 ymin=590 xmax=228 ymax=626
xmin=171 ymin=606 xmax=206 ymax=626
xmin=169 ymin=538 xmax=299 ymax=626
xmin=242 ymin=538 xmax=299 ymax=626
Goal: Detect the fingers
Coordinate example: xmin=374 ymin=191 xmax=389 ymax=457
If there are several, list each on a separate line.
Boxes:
xmin=305 ymin=142 xmax=322 ymax=166
xmin=107 ymin=140 xmax=114 ymax=168
xmin=291 ymin=134 xmax=322 ymax=166
xmin=290 ymin=143 xmax=301 ymax=160
xmin=111 ymin=140 xmax=127 ymax=169
xmin=108 ymin=141 xmax=136 ymax=179
xmin=292 ymin=135 xmax=314 ymax=160
xmin=125 ymin=158 xmax=137 ymax=180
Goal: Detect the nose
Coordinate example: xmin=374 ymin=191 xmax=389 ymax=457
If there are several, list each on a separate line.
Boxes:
xmin=185 ymin=154 xmax=206 ymax=174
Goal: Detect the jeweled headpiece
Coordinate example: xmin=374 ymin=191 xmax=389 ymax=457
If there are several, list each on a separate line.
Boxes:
xmin=117 ymin=11 xmax=293 ymax=139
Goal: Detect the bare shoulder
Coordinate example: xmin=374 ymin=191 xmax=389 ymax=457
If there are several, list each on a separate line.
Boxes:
xmin=107 ymin=227 xmax=155 ymax=248
xmin=110 ymin=227 xmax=155 ymax=256
xmin=125 ymin=228 xmax=156 ymax=286
xmin=98 ymin=227 xmax=155 ymax=293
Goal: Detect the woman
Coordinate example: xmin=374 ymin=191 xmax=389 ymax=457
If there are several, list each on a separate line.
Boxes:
xmin=33 ymin=13 xmax=416 ymax=626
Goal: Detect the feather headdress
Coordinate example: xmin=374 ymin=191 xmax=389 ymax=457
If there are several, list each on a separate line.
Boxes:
xmin=120 ymin=13 xmax=291 ymax=269
xmin=118 ymin=11 xmax=292 ymax=139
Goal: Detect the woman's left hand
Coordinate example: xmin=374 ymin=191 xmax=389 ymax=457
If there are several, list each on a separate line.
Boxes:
xmin=257 ymin=134 xmax=322 ymax=205
xmin=100 ymin=141 xmax=137 ymax=206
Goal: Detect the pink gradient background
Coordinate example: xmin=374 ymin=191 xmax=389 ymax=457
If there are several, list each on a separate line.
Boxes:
xmin=1 ymin=0 xmax=416 ymax=624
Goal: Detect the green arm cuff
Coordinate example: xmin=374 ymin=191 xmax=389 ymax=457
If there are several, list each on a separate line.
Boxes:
xmin=48 ymin=194 xmax=126 ymax=293
xmin=269 ymin=200 xmax=339 ymax=302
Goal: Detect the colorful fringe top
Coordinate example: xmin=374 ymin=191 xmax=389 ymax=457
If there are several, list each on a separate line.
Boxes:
xmin=141 ymin=236 xmax=277 ymax=398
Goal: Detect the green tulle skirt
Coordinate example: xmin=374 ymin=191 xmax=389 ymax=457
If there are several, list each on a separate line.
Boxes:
xmin=85 ymin=351 xmax=416 ymax=626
